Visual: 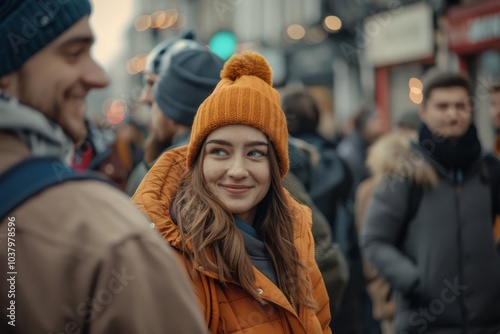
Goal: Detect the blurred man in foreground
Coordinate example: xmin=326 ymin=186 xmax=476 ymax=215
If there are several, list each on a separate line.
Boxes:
xmin=0 ymin=1 xmax=207 ymax=333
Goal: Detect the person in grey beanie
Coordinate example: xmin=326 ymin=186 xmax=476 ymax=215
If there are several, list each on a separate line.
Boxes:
xmin=126 ymin=47 xmax=224 ymax=195
xmin=138 ymin=32 xmax=203 ymax=166
xmin=139 ymin=31 xmax=203 ymax=107
xmin=0 ymin=1 xmax=207 ymax=333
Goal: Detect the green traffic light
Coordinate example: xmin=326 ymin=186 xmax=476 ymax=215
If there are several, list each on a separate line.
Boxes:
xmin=209 ymin=31 xmax=237 ymax=61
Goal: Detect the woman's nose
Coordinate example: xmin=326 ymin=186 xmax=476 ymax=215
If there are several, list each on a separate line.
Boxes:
xmin=227 ymin=157 xmax=248 ymax=178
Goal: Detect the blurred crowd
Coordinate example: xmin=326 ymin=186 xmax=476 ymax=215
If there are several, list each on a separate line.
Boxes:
xmin=78 ymin=32 xmax=500 ymax=334
xmin=75 ymin=33 xmax=500 ymax=332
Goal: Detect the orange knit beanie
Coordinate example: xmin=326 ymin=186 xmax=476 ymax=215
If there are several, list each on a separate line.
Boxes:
xmin=186 ymin=51 xmax=289 ymax=177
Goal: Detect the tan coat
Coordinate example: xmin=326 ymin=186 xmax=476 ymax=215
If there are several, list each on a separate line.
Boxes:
xmin=132 ymin=145 xmax=332 ymax=334
xmin=0 ymin=133 xmax=207 ymax=334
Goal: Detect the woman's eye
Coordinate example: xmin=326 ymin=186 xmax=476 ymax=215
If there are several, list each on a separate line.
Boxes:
xmin=248 ymin=150 xmax=265 ymax=157
xmin=211 ymin=149 xmax=228 ymax=156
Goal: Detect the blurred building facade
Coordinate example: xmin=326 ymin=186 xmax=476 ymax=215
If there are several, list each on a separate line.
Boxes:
xmin=95 ymin=0 xmax=500 ymax=148
xmin=358 ymin=0 xmax=500 ymax=148
xmin=445 ymin=0 xmax=500 ymax=148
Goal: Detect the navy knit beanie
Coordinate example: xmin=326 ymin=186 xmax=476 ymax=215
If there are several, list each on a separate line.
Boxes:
xmin=0 ymin=0 xmax=91 ymax=77
xmin=153 ymin=49 xmax=224 ymax=127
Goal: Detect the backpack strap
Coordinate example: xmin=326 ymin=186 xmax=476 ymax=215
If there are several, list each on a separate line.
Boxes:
xmin=483 ymin=153 xmax=500 ymax=219
xmin=0 ymin=157 xmax=107 ymax=220
xmin=396 ymin=179 xmax=423 ymax=248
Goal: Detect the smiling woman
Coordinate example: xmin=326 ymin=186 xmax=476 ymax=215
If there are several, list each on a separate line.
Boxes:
xmin=132 ymin=52 xmax=332 ymax=333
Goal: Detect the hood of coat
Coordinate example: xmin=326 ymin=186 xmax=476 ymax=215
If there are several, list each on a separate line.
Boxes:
xmin=132 ymin=145 xmax=313 ymax=278
xmin=132 ymin=145 xmax=188 ymax=252
xmin=366 ymin=133 xmax=437 ymax=189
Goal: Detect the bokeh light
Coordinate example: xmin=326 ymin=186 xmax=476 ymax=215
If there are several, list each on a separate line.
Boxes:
xmin=323 ymin=15 xmax=342 ymax=32
xmin=151 ymin=11 xmax=166 ymax=29
xmin=409 ymin=77 xmax=423 ymax=94
xmin=106 ymin=99 xmax=128 ymax=125
xmin=159 ymin=9 xmax=178 ymax=29
xmin=135 ymin=15 xmax=152 ymax=32
xmin=126 ymin=54 xmax=148 ymax=75
xmin=409 ymin=77 xmax=423 ymax=104
xmin=171 ymin=14 xmax=186 ymax=30
xmin=409 ymin=90 xmax=423 ymax=104
xmin=287 ymin=24 xmax=306 ymax=40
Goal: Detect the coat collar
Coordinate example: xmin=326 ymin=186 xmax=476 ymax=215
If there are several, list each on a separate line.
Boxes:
xmin=0 ymin=93 xmax=74 ymax=164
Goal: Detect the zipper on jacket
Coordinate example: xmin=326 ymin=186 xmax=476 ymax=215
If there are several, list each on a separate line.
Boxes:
xmin=454 ymin=179 xmax=469 ymax=334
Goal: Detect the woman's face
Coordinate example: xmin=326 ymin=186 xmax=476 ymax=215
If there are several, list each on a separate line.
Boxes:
xmin=202 ymin=125 xmax=271 ymax=224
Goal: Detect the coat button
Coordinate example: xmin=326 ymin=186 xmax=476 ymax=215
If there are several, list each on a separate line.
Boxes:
xmin=104 ymin=163 xmax=114 ymax=175
xmin=257 ymin=288 xmax=263 ymax=295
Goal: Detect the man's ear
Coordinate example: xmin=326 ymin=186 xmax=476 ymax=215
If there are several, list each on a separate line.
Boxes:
xmin=0 ymin=75 xmax=10 ymax=89
xmin=0 ymin=72 xmax=16 ymax=96
xmin=0 ymin=72 xmax=20 ymax=99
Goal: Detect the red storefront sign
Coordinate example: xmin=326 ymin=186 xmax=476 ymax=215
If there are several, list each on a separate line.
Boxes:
xmin=447 ymin=0 xmax=500 ymax=54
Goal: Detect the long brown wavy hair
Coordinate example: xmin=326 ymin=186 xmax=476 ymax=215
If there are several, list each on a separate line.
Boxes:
xmin=173 ymin=141 xmax=317 ymax=310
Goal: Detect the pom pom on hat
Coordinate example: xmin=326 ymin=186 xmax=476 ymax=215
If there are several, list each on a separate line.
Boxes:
xmin=187 ymin=51 xmax=289 ymax=177
xmin=221 ymin=52 xmax=272 ymax=85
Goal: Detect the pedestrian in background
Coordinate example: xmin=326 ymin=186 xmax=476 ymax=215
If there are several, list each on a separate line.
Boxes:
xmin=338 ymin=104 xmax=384 ymax=192
xmin=126 ymin=35 xmax=223 ymax=195
xmin=133 ymin=52 xmax=331 ymax=333
xmin=0 ymin=1 xmax=208 ymax=333
xmin=362 ymin=71 xmax=500 ymax=334
xmin=489 ymin=82 xmax=500 ymax=245
xmin=283 ymin=89 xmax=368 ymax=334
xmin=282 ymin=89 xmax=352 ymax=320
xmin=354 ymin=111 xmax=429 ymax=334
xmin=490 ymin=82 xmax=500 ymax=156
xmin=72 ymin=118 xmax=131 ymax=191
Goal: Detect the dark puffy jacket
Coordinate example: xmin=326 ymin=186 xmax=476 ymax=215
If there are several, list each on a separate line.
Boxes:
xmin=362 ymin=144 xmax=500 ymax=334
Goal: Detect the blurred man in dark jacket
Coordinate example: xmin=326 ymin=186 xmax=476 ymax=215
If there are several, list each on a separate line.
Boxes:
xmin=362 ymin=71 xmax=500 ymax=334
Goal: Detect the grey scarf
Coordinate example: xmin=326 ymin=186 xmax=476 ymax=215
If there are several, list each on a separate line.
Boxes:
xmin=0 ymin=93 xmax=74 ymax=164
